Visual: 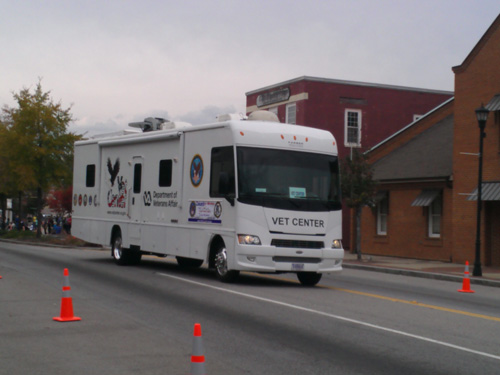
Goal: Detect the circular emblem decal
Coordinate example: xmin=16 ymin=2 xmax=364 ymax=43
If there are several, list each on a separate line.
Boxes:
xmin=78 ymin=195 xmax=82 ymax=206
xmin=190 ymin=154 xmax=204 ymax=187
xmin=74 ymin=194 xmax=78 ymax=206
xmin=89 ymin=195 xmax=93 ymax=206
xmin=214 ymin=201 xmax=222 ymax=218
xmin=189 ymin=201 xmax=197 ymax=217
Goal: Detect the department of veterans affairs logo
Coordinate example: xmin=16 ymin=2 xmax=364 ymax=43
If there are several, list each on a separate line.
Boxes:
xmin=214 ymin=201 xmax=222 ymax=218
xmin=190 ymin=154 xmax=203 ymax=187
xmin=189 ymin=201 xmax=197 ymax=217
xmin=143 ymin=191 xmax=152 ymax=206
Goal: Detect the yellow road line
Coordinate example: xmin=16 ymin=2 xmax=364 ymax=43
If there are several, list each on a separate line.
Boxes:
xmin=327 ymin=286 xmax=500 ymax=322
xmin=245 ymin=272 xmax=500 ymax=323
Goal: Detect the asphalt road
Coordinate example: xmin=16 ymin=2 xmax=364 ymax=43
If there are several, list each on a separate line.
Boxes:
xmin=1 ymin=241 xmax=499 ymax=374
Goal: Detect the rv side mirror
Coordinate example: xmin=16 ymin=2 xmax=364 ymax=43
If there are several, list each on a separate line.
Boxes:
xmin=219 ymin=172 xmax=235 ymax=206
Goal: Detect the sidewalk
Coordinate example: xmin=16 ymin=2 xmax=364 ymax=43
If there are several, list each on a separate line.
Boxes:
xmin=342 ymin=251 xmax=500 ymax=288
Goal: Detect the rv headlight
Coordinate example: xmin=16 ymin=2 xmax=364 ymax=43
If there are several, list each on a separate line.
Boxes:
xmin=238 ymin=234 xmax=261 ymax=245
xmin=331 ymin=239 xmax=342 ymax=249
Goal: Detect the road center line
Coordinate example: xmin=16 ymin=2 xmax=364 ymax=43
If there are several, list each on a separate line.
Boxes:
xmin=326 ymin=286 xmax=500 ymax=323
xmin=244 ymin=272 xmax=500 ymax=323
xmin=158 ymin=272 xmax=500 ymax=362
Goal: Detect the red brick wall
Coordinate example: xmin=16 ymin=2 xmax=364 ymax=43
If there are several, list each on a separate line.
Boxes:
xmin=452 ymin=17 xmax=500 ymax=265
xmin=246 ymin=78 xmax=452 ymax=159
xmin=360 ymin=183 xmax=453 ymax=261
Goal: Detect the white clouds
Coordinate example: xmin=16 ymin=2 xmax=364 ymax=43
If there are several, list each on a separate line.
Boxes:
xmin=1 ymin=0 xmax=500 ymax=136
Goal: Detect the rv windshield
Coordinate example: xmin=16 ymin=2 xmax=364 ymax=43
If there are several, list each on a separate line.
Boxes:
xmin=237 ymin=147 xmax=341 ymax=212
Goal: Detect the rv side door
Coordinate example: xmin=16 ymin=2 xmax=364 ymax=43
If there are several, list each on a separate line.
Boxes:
xmin=130 ymin=157 xmax=144 ymax=227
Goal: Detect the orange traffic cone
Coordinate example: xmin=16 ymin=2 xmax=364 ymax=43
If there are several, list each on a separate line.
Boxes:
xmin=53 ymin=268 xmax=81 ymax=322
xmin=458 ymin=261 xmax=475 ymax=293
xmin=190 ymin=323 xmax=206 ymax=375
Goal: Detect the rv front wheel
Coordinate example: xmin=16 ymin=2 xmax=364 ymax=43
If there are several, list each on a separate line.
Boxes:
xmin=297 ymin=272 xmax=322 ymax=286
xmin=214 ymin=245 xmax=239 ymax=283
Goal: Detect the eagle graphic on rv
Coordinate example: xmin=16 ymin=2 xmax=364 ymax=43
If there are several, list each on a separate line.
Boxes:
xmin=106 ymin=157 xmax=127 ymax=208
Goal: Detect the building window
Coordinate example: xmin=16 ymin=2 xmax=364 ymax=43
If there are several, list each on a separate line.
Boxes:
xmin=377 ymin=195 xmax=388 ymax=235
xmin=286 ymin=103 xmax=296 ymax=124
xmin=428 ymin=194 xmax=442 ymax=238
xmin=268 ymin=107 xmax=278 ymax=116
xmin=345 ymin=109 xmax=361 ymax=147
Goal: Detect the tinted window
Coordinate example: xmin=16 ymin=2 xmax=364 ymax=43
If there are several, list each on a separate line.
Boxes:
xmin=210 ymin=146 xmax=235 ymax=197
xmin=159 ymin=160 xmax=172 ymax=187
xmin=86 ymin=164 xmax=96 ymax=187
xmin=237 ymin=147 xmax=341 ymax=212
xmin=133 ymin=164 xmax=142 ymax=193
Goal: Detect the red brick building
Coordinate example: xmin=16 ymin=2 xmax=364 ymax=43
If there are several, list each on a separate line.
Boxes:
xmin=360 ymin=14 xmax=500 ymax=266
xmin=452 ymin=13 xmax=500 ymax=266
xmin=246 ymin=77 xmax=452 ymax=249
xmin=360 ymin=99 xmax=454 ymax=261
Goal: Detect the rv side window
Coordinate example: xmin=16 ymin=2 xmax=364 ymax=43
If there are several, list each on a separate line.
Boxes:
xmin=158 ymin=160 xmax=173 ymax=187
xmin=133 ymin=164 xmax=142 ymax=193
xmin=86 ymin=164 xmax=96 ymax=187
xmin=210 ymin=146 xmax=235 ymax=197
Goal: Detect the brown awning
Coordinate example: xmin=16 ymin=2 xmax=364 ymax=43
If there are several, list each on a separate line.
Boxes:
xmin=467 ymin=182 xmax=500 ymax=201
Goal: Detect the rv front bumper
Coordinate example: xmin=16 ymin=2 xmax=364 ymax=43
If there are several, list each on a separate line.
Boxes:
xmin=233 ymin=244 xmax=343 ymax=273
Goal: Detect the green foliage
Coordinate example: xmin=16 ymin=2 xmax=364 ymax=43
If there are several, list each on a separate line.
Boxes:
xmin=1 ymin=80 xmax=82 ymax=237
xmin=1 ymin=80 xmax=81 ymax=193
xmin=340 ymin=149 xmax=378 ymax=209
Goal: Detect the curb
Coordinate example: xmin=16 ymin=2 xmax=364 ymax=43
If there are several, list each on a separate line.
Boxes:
xmin=0 ymin=238 xmax=104 ymax=251
xmin=343 ymin=263 xmax=500 ymax=288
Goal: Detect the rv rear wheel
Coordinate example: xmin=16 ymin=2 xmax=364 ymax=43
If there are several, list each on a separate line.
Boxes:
xmin=112 ymin=233 xmax=141 ymax=266
xmin=297 ymin=272 xmax=322 ymax=286
xmin=214 ymin=244 xmax=239 ymax=283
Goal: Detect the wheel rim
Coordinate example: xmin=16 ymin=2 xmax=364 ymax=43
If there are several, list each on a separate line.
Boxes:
xmin=215 ymin=247 xmax=228 ymax=276
xmin=113 ymin=237 xmax=122 ymax=260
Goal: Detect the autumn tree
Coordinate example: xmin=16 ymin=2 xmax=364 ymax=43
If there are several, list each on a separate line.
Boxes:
xmin=341 ymin=150 xmax=378 ymax=260
xmin=46 ymin=186 xmax=73 ymax=216
xmin=2 ymin=80 xmax=81 ymax=237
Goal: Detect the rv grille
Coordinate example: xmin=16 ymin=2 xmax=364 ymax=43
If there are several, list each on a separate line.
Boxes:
xmin=271 ymin=239 xmax=324 ymax=249
xmin=273 ymin=256 xmax=321 ymax=264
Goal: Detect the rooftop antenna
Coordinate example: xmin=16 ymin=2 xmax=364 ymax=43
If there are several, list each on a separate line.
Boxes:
xmin=129 ymin=117 xmax=168 ymax=132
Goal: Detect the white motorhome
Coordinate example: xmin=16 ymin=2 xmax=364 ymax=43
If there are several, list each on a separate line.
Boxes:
xmin=72 ymin=112 xmax=343 ymax=286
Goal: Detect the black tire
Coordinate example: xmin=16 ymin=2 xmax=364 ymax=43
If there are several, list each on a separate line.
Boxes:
xmin=214 ymin=243 xmax=239 ymax=283
xmin=297 ymin=272 xmax=322 ymax=286
xmin=112 ymin=232 xmax=142 ymax=266
xmin=176 ymin=256 xmax=204 ymax=268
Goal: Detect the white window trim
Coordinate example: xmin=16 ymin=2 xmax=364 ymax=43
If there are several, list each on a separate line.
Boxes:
xmin=344 ymin=109 xmax=362 ymax=147
xmin=286 ymin=103 xmax=296 ymax=124
xmin=428 ymin=196 xmax=442 ymax=238
xmin=376 ymin=198 xmax=388 ymax=235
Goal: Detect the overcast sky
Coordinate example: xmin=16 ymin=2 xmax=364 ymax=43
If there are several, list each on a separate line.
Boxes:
xmin=1 ymin=1 xmax=499 ymax=136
